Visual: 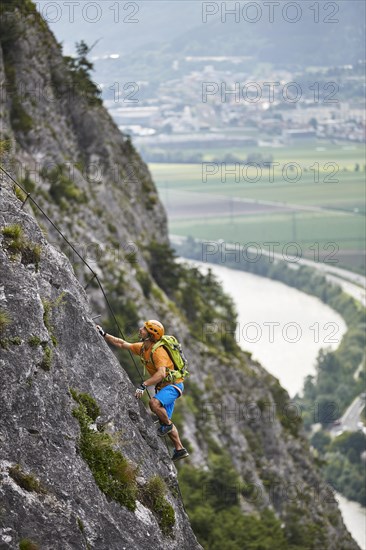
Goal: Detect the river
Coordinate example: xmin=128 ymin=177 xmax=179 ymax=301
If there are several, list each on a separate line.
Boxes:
xmin=187 ymin=260 xmax=347 ymax=397
xmin=183 ymin=259 xmax=365 ymax=549
xmin=337 ymin=494 xmax=366 ymax=550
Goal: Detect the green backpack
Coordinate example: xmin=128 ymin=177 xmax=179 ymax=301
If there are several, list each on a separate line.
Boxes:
xmin=140 ymin=335 xmax=189 ymax=383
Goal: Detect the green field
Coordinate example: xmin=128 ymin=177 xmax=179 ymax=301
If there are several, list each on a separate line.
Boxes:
xmin=149 ymin=141 xmax=365 ymax=273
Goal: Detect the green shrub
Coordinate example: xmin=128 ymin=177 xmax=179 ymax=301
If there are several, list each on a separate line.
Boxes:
xmin=107 ymin=222 xmax=117 ymax=234
xmin=2 ymin=44 xmax=32 ymax=133
xmin=0 ymin=339 xmax=9 ymax=349
xmin=2 ymin=223 xmax=23 ymax=241
xmin=40 ymin=345 xmax=52 ymax=371
xmin=10 ymin=95 xmax=33 ymax=133
xmin=330 ymin=431 xmax=366 ymax=464
xmin=179 ymin=462 xmax=289 ymax=549
xmin=19 ymin=539 xmax=39 ymax=550
xmin=323 ymin=450 xmax=366 ymax=506
xmin=284 ymin=503 xmax=327 ymax=549
xmin=0 ymin=336 xmax=21 ymax=348
xmin=40 ymin=165 xmax=86 ymax=208
xmin=1 ymin=224 xmax=41 ymax=270
xmin=42 ymin=299 xmax=52 ymax=334
xmin=0 ymin=308 xmax=11 ymax=333
xmin=269 ymin=379 xmax=302 ymax=437
xmin=71 ymin=389 xmax=138 ymax=510
xmin=208 ymin=508 xmax=288 ymax=550
xmin=125 ymin=251 xmax=138 ymax=265
xmin=310 ymin=430 xmax=332 ymax=454
xmin=63 ymin=40 xmax=102 ymax=106
xmin=76 ymin=517 xmax=84 ymax=532
xmin=136 ymin=269 xmax=152 ymax=298
xmin=28 ymin=335 xmax=41 ymax=347
xmin=9 ymin=465 xmax=45 ymax=494
xmin=0 ymin=138 xmax=12 ymax=155
xmin=41 ymin=292 xmax=66 ymax=345
xmin=147 ymin=241 xmax=182 ymax=297
xmin=140 ymin=476 xmax=175 ymax=536
xmin=13 ymin=184 xmax=26 ymax=202
xmin=70 ymin=389 xmax=100 ymax=421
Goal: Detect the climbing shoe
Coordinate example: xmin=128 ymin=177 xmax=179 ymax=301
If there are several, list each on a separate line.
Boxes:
xmin=172 ymin=448 xmax=189 ymax=462
xmin=157 ymin=423 xmax=174 ymax=437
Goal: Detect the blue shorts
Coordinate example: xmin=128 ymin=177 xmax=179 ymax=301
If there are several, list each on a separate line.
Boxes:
xmin=154 ymin=383 xmax=184 ymax=419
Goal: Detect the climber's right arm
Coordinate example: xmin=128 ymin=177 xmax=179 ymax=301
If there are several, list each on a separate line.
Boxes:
xmin=96 ymin=325 xmax=133 ymax=349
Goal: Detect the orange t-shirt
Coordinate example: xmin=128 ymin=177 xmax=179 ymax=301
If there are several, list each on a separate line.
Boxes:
xmin=130 ymin=342 xmax=183 ymax=386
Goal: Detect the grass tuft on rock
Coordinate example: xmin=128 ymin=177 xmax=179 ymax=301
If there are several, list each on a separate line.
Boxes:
xmin=9 ymin=465 xmax=46 ymax=494
xmin=13 ymin=184 xmax=27 ymax=202
xmin=39 ymin=344 xmax=53 ymax=371
xmin=19 ymin=539 xmax=39 ymax=550
xmin=0 ymin=336 xmax=21 ymax=349
xmin=41 ymin=292 xmax=66 ymax=346
xmin=70 ymin=388 xmax=100 ymax=421
xmin=1 ymin=224 xmax=41 ymax=271
xmin=0 ymin=308 xmax=11 ymax=333
xmin=28 ymin=335 xmax=41 ymax=347
xmin=139 ymin=475 xmax=176 ymax=536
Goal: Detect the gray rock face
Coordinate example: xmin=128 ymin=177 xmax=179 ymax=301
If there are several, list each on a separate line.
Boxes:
xmin=0 ymin=183 xmax=202 ymax=549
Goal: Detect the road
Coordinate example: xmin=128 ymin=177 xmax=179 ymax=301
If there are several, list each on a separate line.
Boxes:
xmin=290 ymin=258 xmax=366 ymax=306
xmin=329 ymin=395 xmax=366 ymax=438
xmin=241 ymin=242 xmax=366 ymax=305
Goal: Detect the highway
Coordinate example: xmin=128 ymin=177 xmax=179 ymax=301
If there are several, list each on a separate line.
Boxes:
xmin=329 ymin=395 xmax=366 ymax=438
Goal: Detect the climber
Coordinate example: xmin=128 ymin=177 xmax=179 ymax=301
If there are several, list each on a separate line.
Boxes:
xmin=96 ymin=320 xmax=189 ymax=462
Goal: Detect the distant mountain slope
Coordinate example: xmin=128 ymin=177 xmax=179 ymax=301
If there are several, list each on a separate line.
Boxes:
xmin=49 ymin=0 xmax=365 ymax=73
xmin=169 ymin=1 xmax=365 ymax=65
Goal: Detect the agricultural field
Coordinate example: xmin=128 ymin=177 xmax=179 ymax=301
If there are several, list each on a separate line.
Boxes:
xmin=149 ymin=140 xmax=365 ymax=273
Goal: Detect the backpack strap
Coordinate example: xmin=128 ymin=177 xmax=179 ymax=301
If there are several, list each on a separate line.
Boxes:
xmin=139 ymin=341 xmax=168 ymax=377
xmin=139 ymin=345 xmax=147 ymax=377
xmin=149 ymin=341 xmax=175 ymax=381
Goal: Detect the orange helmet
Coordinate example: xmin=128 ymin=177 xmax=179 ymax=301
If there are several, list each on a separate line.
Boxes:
xmin=144 ymin=319 xmax=164 ymax=341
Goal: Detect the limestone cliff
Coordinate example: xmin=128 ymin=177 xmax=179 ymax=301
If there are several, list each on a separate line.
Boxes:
xmin=0 ymin=3 xmax=360 ymax=549
xmin=0 ymin=181 xmax=201 ymax=550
